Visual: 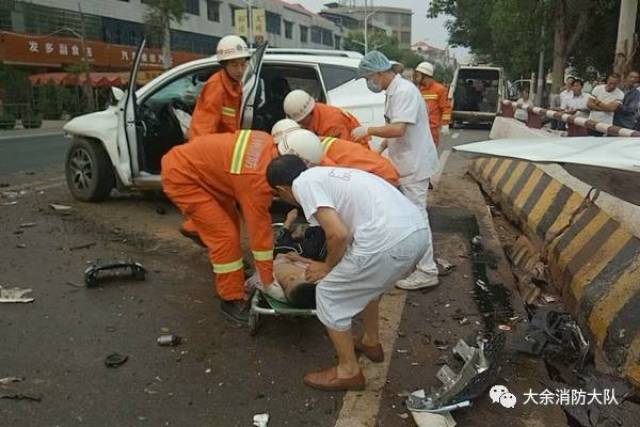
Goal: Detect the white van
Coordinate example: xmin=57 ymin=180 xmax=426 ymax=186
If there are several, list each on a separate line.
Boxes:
xmin=448 ymin=65 xmax=505 ymax=127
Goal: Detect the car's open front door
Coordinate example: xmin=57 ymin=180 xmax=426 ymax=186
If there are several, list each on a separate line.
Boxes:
xmin=121 ymin=38 xmax=146 ymax=178
xmin=240 ymin=42 xmax=268 ymax=129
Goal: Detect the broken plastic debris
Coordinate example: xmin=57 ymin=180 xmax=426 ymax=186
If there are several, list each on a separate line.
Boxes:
xmin=411 ymin=410 xmax=457 ymax=427
xmin=104 ymin=352 xmax=128 ymax=368
xmin=0 ymin=201 xmax=17 ymax=206
xmin=0 ymin=377 xmax=24 ymax=385
xmin=436 ymin=258 xmax=456 ymax=276
xmin=19 ymin=222 xmax=37 ymax=228
xmin=0 ymin=392 xmax=42 ymax=402
xmin=253 ymin=413 xmax=269 ymax=427
xmin=0 ymin=285 xmax=35 ymax=303
xmin=498 ymin=324 xmax=512 ymax=331
xmin=48 ymin=203 xmax=72 ymax=212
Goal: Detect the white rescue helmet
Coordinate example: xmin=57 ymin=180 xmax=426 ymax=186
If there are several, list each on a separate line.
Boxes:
xmin=271 ymin=119 xmax=301 ymax=143
xmin=283 ymin=90 xmax=316 ymax=122
xmin=416 ymin=61 xmax=435 ymax=77
xmin=216 ymin=35 xmax=250 ymax=62
xmin=277 ymin=129 xmax=323 ymax=164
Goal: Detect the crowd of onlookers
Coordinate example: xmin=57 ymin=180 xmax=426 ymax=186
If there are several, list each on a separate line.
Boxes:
xmin=555 ymin=71 xmax=640 ymax=133
xmin=514 ymin=71 xmax=640 ymax=134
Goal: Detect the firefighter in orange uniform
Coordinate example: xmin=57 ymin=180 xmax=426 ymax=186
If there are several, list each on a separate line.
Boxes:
xmin=271 ymin=120 xmax=399 ymax=186
xmin=161 ymin=130 xmax=284 ymax=322
xmin=283 ymin=89 xmax=370 ymax=147
xmin=415 ymin=61 xmax=452 ymax=145
xmin=188 ymin=35 xmax=251 ymax=139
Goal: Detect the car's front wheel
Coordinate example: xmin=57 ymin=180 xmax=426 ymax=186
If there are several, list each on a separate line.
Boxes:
xmin=65 ymin=138 xmax=115 ymax=202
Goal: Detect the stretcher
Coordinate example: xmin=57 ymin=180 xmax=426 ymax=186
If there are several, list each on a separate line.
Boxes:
xmin=248 ymin=289 xmax=317 ymax=335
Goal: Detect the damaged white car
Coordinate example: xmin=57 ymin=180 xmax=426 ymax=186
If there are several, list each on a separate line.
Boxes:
xmin=63 ymin=40 xmax=384 ymax=201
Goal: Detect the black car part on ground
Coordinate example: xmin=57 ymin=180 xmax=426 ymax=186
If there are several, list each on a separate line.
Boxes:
xmin=84 ymin=260 xmax=147 ymax=287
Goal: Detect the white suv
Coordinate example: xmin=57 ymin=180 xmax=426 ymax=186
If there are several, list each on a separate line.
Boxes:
xmin=63 ymin=40 xmax=384 ymax=201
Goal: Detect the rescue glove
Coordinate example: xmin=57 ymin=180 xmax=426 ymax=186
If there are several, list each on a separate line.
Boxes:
xmin=262 ymin=281 xmax=287 ymax=302
xmin=351 ymin=126 xmax=369 ymax=140
xmin=440 ymin=125 xmax=450 ymax=136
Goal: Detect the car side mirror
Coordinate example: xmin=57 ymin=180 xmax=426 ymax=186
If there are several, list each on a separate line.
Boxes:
xmin=111 ymin=87 xmax=125 ymax=102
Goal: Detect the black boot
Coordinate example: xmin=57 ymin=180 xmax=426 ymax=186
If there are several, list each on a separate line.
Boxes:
xmin=220 ymin=300 xmax=249 ymax=323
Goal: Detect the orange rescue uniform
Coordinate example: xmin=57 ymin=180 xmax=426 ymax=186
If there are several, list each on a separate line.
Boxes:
xmin=161 ymin=130 xmax=276 ymax=301
xmin=189 ymin=70 xmax=242 ymax=139
xmin=308 ymin=103 xmax=370 ymax=147
xmin=318 ymin=136 xmax=400 ymax=186
xmin=420 ymin=81 xmax=452 ymax=145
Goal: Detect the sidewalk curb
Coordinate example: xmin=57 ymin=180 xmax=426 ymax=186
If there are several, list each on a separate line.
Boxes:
xmin=470 ymin=157 xmax=640 ymax=387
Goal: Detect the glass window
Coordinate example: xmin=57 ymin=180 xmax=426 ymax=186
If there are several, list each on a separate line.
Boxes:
xmin=401 ymin=14 xmax=411 ymax=27
xmin=284 ymin=20 xmax=293 ymax=39
xmin=185 ymin=0 xmax=200 ymax=16
xmin=300 ymin=25 xmax=308 ymax=43
xmin=320 ymin=64 xmax=357 ymax=91
xmin=310 ymin=26 xmax=321 ymax=44
xmin=266 ymin=11 xmax=281 ymax=35
xmin=401 ymin=31 xmax=411 ymax=45
xmin=143 ymin=67 xmax=218 ymax=111
xmin=334 ymin=35 xmax=341 ymax=50
xmin=207 ymin=1 xmax=220 ymax=22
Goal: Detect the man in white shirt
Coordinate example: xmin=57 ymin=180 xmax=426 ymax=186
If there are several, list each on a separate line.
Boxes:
xmin=558 ymin=76 xmax=575 ymax=109
xmin=350 ymin=50 xmax=440 ymax=290
xmin=587 ymin=73 xmax=624 ymax=127
xmin=561 ymin=79 xmax=590 ymax=118
xmin=266 ymin=155 xmax=428 ymax=391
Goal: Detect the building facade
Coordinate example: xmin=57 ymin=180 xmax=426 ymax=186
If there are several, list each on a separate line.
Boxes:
xmin=320 ymin=3 xmax=412 ymax=47
xmin=0 ymin=0 xmax=346 ymax=66
xmin=412 ymin=40 xmax=457 ymax=69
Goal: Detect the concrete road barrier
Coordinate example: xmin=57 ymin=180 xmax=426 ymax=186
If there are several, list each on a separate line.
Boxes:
xmin=470 ymin=157 xmax=640 ymax=386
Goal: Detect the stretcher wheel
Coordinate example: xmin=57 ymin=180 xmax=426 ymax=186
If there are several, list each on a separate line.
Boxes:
xmin=248 ymin=311 xmax=260 ymax=336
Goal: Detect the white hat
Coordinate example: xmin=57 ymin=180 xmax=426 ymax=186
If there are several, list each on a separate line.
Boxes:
xmin=283 ymin=90 xmax=316 ymax=122
xmin=277 ymin=129 xmax=323 ymax=164
xmin=271 ymin=119 xmax=301 ymax=144
xmin=216 ymin=35 xmax=250 ymax=62
xmin=415 ymin=61 xmax=435 ymax=77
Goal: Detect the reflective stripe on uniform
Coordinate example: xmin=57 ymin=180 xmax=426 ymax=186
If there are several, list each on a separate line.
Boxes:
xmin=422 ymin=94 xmax=439 ymax=100
xmin=320 ymin=137 xmax=337 ymax=154
xmin=252 ymin=249 xmax=274 ymax=261
xmin=212 ymin=259 xmax=244 ymax=274
xmin=442 ymin=114 xmax=452 ymax=120
xmin=230 ymin=130 xmax=252 ymax=174
xmin=222 ymin=106 xmax=236 ymax=117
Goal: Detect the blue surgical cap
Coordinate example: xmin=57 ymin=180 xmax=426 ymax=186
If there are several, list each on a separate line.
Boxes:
xmin=357 ymin=50 xmax=392 ymax=78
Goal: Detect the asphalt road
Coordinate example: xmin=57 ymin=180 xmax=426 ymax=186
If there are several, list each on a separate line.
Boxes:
xmin=0 ymin=132 xmax=67 ymax=183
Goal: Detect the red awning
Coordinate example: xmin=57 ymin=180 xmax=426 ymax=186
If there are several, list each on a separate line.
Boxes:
xmin=29 ymin=71 xmax=129 ymax=87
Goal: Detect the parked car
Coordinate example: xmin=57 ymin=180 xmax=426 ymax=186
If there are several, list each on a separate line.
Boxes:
xmin=448 ymin=65 xmax=506 ymax=127
xmin=63 ymin=40 xmax=385 ymax=202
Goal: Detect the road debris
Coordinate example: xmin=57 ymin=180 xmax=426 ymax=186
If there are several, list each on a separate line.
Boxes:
xmin=104 ymin=352 xmax=129 ymax=368
xmin=0 ymin=201 xmax=18 ymax=206
xmin=157 ymin=334 xmax=181 ymax=346
xmin=0 ymin=392 xmax=42 ymax=402
xmin=48 ymin=203 xmax=72 ymax=212
xmin=155 ymin=206 xmax=167 ymax=215
xmin=16 ymin=243 xmax=26 ymax=249
xmin=0 ymin=285 xmax=35 ymax=303
xmin=253 ymin=413 xmax=269 ymax=427
xmin=19 ymin=222 xmax=37 ymax=228
xmin=436 ymin=258 xmax=456 ymax=276
xmin=84 ymin=260 xmax=147 ymax=287
xmin=0 ymin=377 xmax=24 ymax=385
xmin=69 ymin=242 xmax=96 ymax=251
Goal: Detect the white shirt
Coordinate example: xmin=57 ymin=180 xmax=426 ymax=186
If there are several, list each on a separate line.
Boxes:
xmin=559 ymin=89 xmax=573 ymax=108
xmin=384 ymin=74 xmax=439 ymax=184
xmin=588 ymin=84 xmax=624 ymax=124
xmin=293 ymin=167 xmax=426 ymax=255
xmin=561 ymin=92 xmax=590 ymax=118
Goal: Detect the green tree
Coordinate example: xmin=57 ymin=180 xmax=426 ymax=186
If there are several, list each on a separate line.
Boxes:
xmin=143 ymin=0 xmax=186 ymax=69
xmin=428 ymin=0 xmax=619 ymax=92
xmin=344 ymin=30 xmax=426 ymax=70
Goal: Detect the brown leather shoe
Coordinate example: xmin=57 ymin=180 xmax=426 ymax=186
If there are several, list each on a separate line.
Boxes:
xmin=303 ymin=367 xmax=365 ymax=392
xmin=179 ymin=226 xmax=206 ymax=248
xmin=354 ymin=338 xmax=384 ymax=363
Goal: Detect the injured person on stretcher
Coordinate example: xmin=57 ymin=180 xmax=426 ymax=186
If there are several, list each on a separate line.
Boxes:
xmin=269 ymin=208 xmax=326 ymax=309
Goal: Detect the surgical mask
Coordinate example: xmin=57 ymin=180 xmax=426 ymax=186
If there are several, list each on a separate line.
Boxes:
xmin=367 ymin=78 xmax=383 ymax=93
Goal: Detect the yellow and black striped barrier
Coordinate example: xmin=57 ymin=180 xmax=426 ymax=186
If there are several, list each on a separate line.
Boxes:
xmin=470 ymin=157 xmax=640 ymax=386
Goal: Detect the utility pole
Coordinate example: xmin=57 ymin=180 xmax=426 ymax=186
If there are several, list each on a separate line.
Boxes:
xmin=247 ymin=0 xmax=253 ymax=49
xmin=364 ymin=0 xmax=368 ymax=55
xmin=78 ymin=3 xmax=95 ymax=112
xmin=614 ymin=0 xmax=638 ymax=77
xmin=535 ymin=23 xmax=545 ymax=106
